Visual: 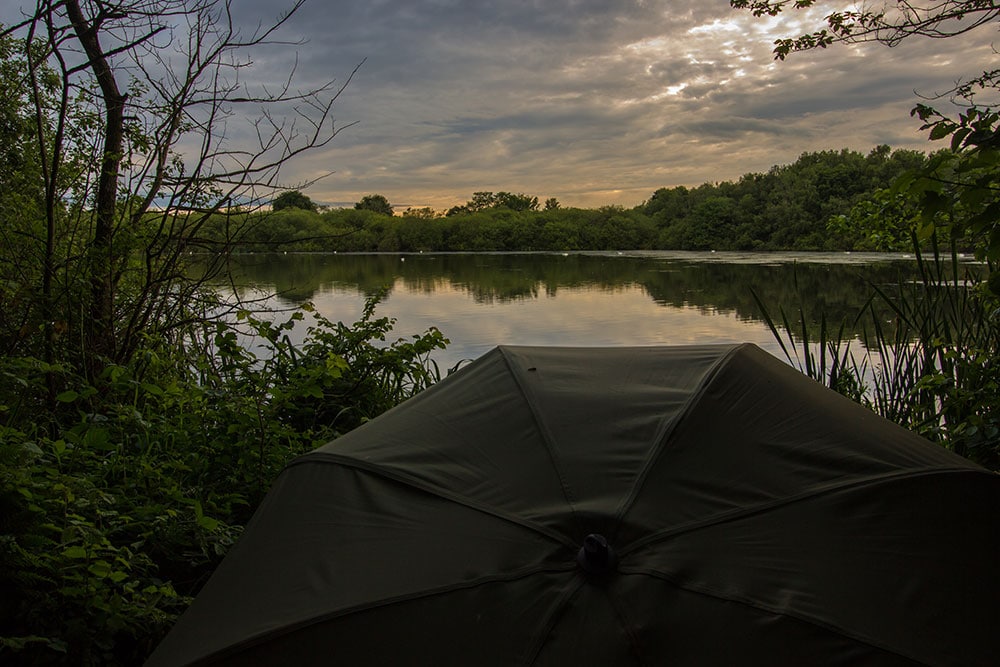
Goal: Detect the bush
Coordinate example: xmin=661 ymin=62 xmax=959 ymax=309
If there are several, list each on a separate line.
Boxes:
xmin=0 ymin=294 xmax=448 ymax=665
xmin=758 ymin=237 xmax=999 ymax=470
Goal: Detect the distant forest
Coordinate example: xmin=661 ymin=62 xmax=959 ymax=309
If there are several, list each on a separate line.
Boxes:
xmin=203 ymin=145 xmax=930 ymax=253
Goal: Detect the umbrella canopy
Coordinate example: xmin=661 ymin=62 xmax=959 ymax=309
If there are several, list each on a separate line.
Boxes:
xmin=147 ymin=344 xmax=999 ymax=666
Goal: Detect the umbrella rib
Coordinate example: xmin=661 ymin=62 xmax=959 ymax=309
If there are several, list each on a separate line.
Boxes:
xmin=203 ymin=562 xmax=578 ymax=666
xmin=291 ymin=451 xmax=577 ymax=547
xmin=617 ymin=466 xmax=989 ymax=557
xmin=498 ymin=346 xmax=585 ymax=536
xmin=609 ymin=344 xmax=744 ymax=543
xmin=522 ymin=577 xmax=586 ymax=665
xmin=616 ymin=568 xmax=932 ymax=666
xmin=522 ymin=578 xmax=650 ymax=667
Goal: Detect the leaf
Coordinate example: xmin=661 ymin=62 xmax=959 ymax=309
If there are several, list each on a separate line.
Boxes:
xmin=83 ymin=427 xmax=113 ymax=451
xmin=88 ymin=560 xmax=112 ymax=578
xmin=191 ymin=499 xmax=220 ymax=531
xmin=22 ymin=442 xmax=44 ymax=456
xmin=951 ymin=127 xmax=972 ymax=151
xmin=929 ymin=122 xmax=955 ymax=141
xmin=141 ymin=382 xmax=165 ymax=396
xmin=62 ymin=546 xmax=88 ymax=559
xmin=56 ymin=390 xmax=79 ymax=403
xmin=197 ymin=514 xmax=220 ymax=531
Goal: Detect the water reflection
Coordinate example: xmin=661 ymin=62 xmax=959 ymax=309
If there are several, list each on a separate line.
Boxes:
xmin=214 ymin=251 xmax=956 ymax=369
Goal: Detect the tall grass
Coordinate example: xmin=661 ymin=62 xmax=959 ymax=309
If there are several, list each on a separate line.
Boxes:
xmin=755 ymin=238 xmax=999 ymax=470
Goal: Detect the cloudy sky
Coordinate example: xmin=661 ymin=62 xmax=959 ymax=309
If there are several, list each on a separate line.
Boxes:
xmin=9 ymin=0 xmax=998 ymax=210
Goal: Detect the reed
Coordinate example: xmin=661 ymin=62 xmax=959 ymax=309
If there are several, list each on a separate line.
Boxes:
xmin=755 ymin=238 xmax=999 ymax=470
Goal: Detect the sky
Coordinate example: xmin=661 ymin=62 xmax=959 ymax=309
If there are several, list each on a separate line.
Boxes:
xmin=7 ymin=0 xmax=999 ymax=210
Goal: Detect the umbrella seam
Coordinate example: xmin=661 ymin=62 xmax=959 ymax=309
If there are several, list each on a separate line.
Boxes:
xmin=523 ymin=578 xmax=586 ymax=666
xmin=605 ymin=584 xmax=648 ymax=666
xmin=287 ymin=451 xmax=577 ymax=547
xmin=617 ymin=466 xmax=989 ymax=556
xmin=196 ymin=563 xmax=579 ymax=666
xmin=498 ymin=345 xmax=585 ymax=536
xmin=616 ymin=568 xmax=932 ymax=666
xmin=610 ymin=343 xmax=746 ymax=544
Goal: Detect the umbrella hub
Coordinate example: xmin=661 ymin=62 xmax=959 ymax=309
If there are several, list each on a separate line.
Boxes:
xmin=576 ymin=533 xmax=618 ymax=576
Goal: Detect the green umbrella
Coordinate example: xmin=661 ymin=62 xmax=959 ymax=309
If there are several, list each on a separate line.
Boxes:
xmin=147 ymin=344 xmax=998 ymax=666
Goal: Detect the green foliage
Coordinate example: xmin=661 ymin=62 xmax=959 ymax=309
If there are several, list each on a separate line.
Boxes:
xmin=355 ymin=194 xmax=394 ymax=216
xmin=447 ymin=191 xmax=541 ymax=215
xmin=402 ymin=206 xmax=440 ymax=219
xmin=827 ymin=188 xmax=924 ymax=252
xmin=272 ymin=190 xmax=318 ymax=212
xmin=732 ymin=0 xmax=1000 ymax=470
xmin=906 ymin=106 xmax=1000 ymax=262
xmin=758 ymin=238 xmax=999 ymax=471
xmin=646 ymin=146 xmax=927 ymax=251
xmin=204 ymin=147 xmax=918 ymax=254
xmin=0 ymin=295 xmax=448 ymax=665
xmin=732 ymin=0 xmax=999 ymax=80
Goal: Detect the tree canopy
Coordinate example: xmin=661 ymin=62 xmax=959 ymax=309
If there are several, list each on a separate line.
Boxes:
xmin=0 ymin=1 xmax=377 ymax=663
xmin=355 ymin=193 xmax=394 ymax=215
xmin=731 ymin=0 xmax=1000 ymax=261
xmin=0 ymin=0 xmax=358 ymax=375
xmin=273 ymin=190 xmax=318 ymax=212
xmin=213 ymin=146 xmax=932 ymax=253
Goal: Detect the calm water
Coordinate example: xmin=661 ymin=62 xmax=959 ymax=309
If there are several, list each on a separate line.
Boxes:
xmin=220 ymin=251 xmax=953 ymax=371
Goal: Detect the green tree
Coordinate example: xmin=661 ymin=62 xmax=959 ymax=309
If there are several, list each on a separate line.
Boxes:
xmin=0 ymin=32 xmax=56 ymax=358
xmin=1 ymin=1 xmax=359 ymax=378
xmin=468 ymin=191 xmax=499 ymax=211
xmin=273 ymin=190 xmax=318 ymax=212
xmin=402 ymin=206 xmax=439 ymax=219
xmin=495 ymin=191 xmax=540 ymax=211
xmin=730 ymin=0 xmax=1000 ymax=258
xmin=355 ymin=193 xmax=394 ymax=216
xmin=732 ymin=0 xmax=1000 ymax=466
xmin=455 ymin=191 xmax=540 ymax=213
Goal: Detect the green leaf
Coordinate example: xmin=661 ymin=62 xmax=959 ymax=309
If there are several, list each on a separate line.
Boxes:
xmin=197 ymin=514 xmax=220 ymax=531
xmin=141 ymin=382 xmax=165 ymax=396
xmin=88 ymin=560 xmax=112 ymax=578
xmin=62 ymin=546 xmax=88 ymax=559
xmin=928 ymin=122 xmax=955 ymax=141
xmin=22 ymin=441 xmax=44 ymax=456
xmin=950 ymin=127 xmax=972 ymax=151
xmin=83 ymin=427 xmax=113 ymax=451
xmin=56 ymin=390 xmax=79 ymax=403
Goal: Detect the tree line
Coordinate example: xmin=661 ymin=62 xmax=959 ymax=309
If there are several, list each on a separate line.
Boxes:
xmin=246 ymin=145 xmax=930 ymax=253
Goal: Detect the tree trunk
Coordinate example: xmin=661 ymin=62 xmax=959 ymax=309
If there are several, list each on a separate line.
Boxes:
xmin=65 ymin=0 xmax=126 ymax=374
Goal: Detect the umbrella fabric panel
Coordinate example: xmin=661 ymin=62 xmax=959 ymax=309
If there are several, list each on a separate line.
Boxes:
xmin=609 ymin=575 xmax=923 ymax=666
xmin=171 ymin=573 xmax=588 ymax=666
xmin=620 ymin=470 xmax=1000 ymax=666
xmin=528 ymin=581 xmax=647 ymax=666
xmin=618 ymin=344 xmax=983 ymax=545
xmin=146 ymin=343 xmax=999 ymax=666
xmin=306 ymin=345 xmax=581 ymax=533
xmin=495 ymin=345 xmax=732 ymax=540
xmin=310 ymin=344 xmax=730 ymax=541
xmin=146 ymin=459 xmax=574 ymax=666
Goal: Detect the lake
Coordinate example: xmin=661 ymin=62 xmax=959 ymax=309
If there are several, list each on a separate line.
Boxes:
xmin=219 ymin=251 xmax=957 ymax=372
